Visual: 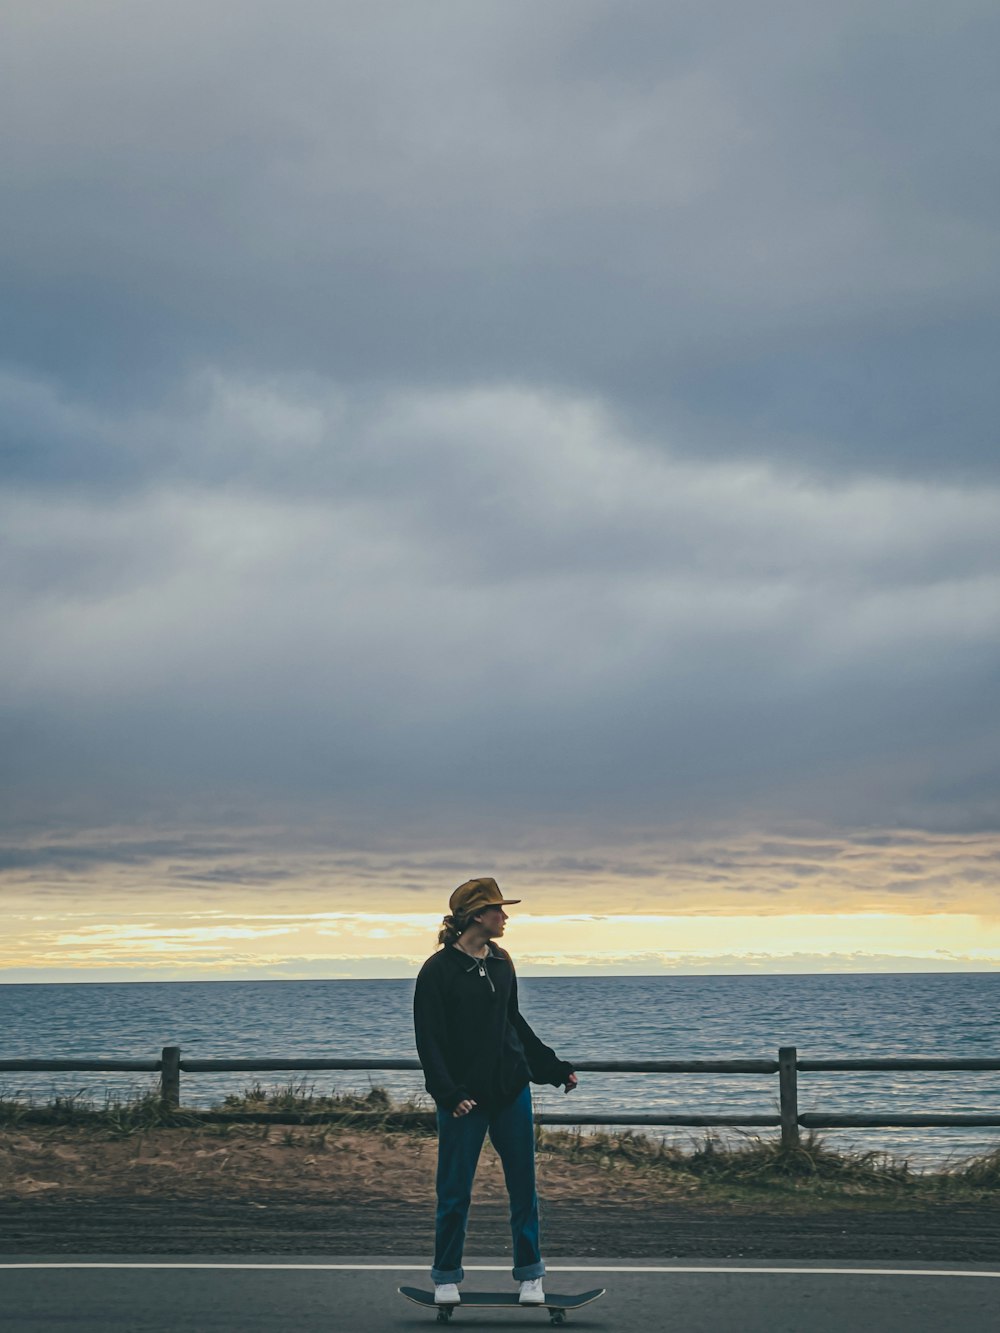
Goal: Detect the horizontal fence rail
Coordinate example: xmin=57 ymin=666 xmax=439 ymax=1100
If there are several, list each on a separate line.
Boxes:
xmin=2 ymin=1048 xmax=1000 ymax=1146
xmin=175 ymin=1058 xmax=781 ymax=1074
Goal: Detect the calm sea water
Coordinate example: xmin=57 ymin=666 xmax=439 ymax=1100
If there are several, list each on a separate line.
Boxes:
xmin=2 ymin=973 xmax=998 ymax=1168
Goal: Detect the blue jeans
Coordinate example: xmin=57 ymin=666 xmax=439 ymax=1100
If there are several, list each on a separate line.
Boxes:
xmin=431 ymin=1083 xmax=544 ymax=1284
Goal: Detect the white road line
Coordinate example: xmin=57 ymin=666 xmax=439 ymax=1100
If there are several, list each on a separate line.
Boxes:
xmin=0 ymin=1263 xmax=998 ymax=1279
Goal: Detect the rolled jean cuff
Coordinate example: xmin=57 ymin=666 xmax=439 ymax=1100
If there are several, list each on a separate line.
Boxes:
xmin=431 ymin=1266 xmax=464 ymax=1284
xmin=512 ymin=1260 xmax=545 ymax=1281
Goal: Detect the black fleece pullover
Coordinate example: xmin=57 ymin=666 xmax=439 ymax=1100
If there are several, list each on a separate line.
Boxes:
xmin=413 ymin=942 xmax=574 ymax=1113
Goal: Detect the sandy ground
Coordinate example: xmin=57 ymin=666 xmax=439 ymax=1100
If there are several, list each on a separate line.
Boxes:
xmin=1 ymin=1123 xmax=672 ymax=1205
xmin=2 ymin=1125 xmax=999 ymax=1261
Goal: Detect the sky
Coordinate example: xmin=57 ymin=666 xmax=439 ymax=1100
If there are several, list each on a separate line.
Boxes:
xmin=2 ymin=1 xmax=1000 ymax=980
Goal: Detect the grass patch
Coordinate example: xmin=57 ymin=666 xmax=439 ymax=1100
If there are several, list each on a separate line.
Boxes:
xmin=950 ymin=1146 xmax=1000 ymax=1190
xmin=0 ymin=1086 xmax=201 ymax=1135
xmin=533 ymin=1124 xmax=1000 ymax=1205
xmin=214 ymin=1078 xmax=438 ymax=1133
xmin=0 ymin=1079 xmax=437 ymax=1136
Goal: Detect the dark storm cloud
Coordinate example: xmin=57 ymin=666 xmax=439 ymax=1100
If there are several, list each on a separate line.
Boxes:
xmin=3 ymin=378 xmax=998 ymax=838
xmin=2 ymin=1 xmax=999 ymax=857
xmin=2 ymin=0 xmax=998 ymax=478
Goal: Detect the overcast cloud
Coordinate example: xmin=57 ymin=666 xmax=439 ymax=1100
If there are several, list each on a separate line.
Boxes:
xmin=2 ymin=1 xmax=999 ymax=915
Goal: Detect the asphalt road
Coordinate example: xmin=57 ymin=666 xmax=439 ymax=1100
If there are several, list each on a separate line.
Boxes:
xmin=1 ymin=1258 xmax=998 ymax=1331
xmin=8 ymin=1198 xmax=1000 ymax=1262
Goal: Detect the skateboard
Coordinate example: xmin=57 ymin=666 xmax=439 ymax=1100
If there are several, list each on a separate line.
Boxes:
xmin=398 ymin=1286 xmax=606 ymax=1325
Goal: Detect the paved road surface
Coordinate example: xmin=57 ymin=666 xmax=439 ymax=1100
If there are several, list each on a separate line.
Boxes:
xmin=1 ymin=1257 xmax=997 ymax=1330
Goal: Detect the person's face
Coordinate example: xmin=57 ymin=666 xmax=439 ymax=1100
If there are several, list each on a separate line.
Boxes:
xmin=476 ymin=905 xmax=508 ymax=938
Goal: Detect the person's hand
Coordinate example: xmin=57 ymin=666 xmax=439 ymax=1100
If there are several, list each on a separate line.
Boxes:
xmin=453 ymin=1098 xmax=477 ymax=1117
xmin=563 ymin=1073 xmax=578 ymax=1094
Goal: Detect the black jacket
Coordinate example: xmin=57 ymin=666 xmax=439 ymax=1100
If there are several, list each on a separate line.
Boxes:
xmin=413 ymin=942 xmax=574 ymax=1113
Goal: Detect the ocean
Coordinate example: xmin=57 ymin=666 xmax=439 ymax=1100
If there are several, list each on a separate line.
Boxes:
xmin=2 ymin=972 xmax=998 ymax=1168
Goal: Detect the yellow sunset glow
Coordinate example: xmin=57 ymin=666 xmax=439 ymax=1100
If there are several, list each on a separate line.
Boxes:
xmin=5 ymin=825 xmax=1000 ymax=981
xmin=5 ymin=909 xmax=1000 ymax=981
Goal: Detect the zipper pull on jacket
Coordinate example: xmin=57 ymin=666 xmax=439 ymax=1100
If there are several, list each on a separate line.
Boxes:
xmin=466 ymin=957 xmax=497 ymax=994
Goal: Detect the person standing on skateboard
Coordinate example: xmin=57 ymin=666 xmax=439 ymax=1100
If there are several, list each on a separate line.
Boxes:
xmin=413 ymin=878 xmax=578 ymax=1307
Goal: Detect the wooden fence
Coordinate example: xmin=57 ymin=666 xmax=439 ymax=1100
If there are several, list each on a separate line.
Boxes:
xmin=3 ymin=1048 xmax=1000 ymax=1148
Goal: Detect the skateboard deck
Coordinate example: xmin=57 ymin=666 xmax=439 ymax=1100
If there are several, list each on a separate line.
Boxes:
xmin=398 ymin=1286 xmax=605 ymax=1325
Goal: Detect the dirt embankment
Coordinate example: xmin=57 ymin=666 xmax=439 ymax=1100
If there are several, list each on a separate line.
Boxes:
xmin=1 ymin=1123 xmax=642 ymax=1206
xmin=2 ymin=1125 xmax=999 ymax=1262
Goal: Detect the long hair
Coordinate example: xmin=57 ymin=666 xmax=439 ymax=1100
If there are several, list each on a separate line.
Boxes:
xmin=438 ymin=910 xmax=476 ymax=948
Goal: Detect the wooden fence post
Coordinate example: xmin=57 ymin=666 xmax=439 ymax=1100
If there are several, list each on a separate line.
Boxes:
xmin=161 ymin=1046 xmax=181 ymax=1110
xmin=778 ymin=1046 xmax=799 ymax=1148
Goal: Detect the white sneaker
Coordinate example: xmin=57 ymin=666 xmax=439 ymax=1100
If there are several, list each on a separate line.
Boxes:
xmin=519 ymin=1278 xmax=545 ymax=1304
xmin=434 ymin=1283 xmax=461 ymax=1305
